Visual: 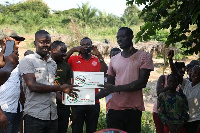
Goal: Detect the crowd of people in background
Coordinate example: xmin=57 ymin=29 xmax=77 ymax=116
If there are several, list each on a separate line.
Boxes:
xmin=0 ymin=27 xmax=199 ymax=133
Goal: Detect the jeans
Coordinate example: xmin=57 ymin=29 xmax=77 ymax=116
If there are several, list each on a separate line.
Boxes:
xmin=72 ymin=103 xmax=100 ymax=133
xmin=107 ymin=109 xmax=142 ymax=133
xmin=0 ymin=111 xmax=22 ymax=133
xmin=57 ymin=108 xmax=70 ymax=133
xmin=24 ymin=115 xmax=58 ymax=133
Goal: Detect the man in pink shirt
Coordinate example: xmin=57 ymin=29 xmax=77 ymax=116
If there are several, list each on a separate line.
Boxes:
xmin=96 ymin=27 xmax=154 ymax=133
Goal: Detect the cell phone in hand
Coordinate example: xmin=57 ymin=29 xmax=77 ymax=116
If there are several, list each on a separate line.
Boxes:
xmin=4 ymin=40 xmax=15 ymax=56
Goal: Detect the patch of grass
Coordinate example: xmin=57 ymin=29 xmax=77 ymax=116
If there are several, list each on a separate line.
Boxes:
xmin=141 ymin=111 xmax=156 ymax=133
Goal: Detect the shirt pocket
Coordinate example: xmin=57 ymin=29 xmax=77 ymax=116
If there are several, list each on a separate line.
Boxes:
xmin=35 ymin=67 xmax=46 ymax=83
xmin=47 ymin=66 xmax=56 ymax=84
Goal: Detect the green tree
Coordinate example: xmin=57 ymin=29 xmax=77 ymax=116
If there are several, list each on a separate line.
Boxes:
xmin=93 ymin=11 xmax=121 ymax=27
xmin=126 ymin=0 xmax=200 ymax=54
xmin=121 ymin=5 xmax=143 ymax=26
xmin=0 ymin=0 xmax=50 ymax=18
xmin=73 ymin=2 xmax=98 ymax=27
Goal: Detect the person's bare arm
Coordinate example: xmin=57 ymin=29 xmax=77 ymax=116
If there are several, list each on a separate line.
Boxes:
xmin=0 ymin=50 xmax=18 ymax=85
xmin=96 ymin=69 xmax=151 ymax=100
xmin=113 ymin=68 xmax=151 ymax=92
xmin=156 ymin=75 xmax=169 ymax=96
xmin=0 ymin=107 xmax=9 ymax=131
xmin=19 ymin=83 xmax=25 ymax=106
xmin=64 ymin=46 xmax=85 ymax=61
xmin=0 ymin=43 xmax=6 ymax=68
xmin=22 ymin=73 xmax=79 ymax=96
xmin=168 ymin=50 xmax=183 ymax=83
xmin=95 ymin=75 xmax=115 ymax=100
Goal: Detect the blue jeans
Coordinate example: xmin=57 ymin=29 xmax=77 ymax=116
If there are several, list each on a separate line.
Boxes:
xmin=24 ymin=115 xmax=58 ymax=133
xmin=72 ymin=103 xmax=100 ymax=133
xmin=0 ymin=111 xmax=23 ymax=133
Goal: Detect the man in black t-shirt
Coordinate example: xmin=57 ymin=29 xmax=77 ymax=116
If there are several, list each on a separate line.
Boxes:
xmin=51 ymin=41 xmax=73 ymax=133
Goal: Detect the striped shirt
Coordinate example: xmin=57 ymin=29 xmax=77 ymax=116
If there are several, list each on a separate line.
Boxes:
xmin=19 ymin=53 xmax=57 ymax=120
xmin=0 ymin=65 xmax=22 ymax=113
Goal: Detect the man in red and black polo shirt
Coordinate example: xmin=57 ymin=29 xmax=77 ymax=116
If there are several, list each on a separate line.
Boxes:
xmin=65 ymin=37 xmax=107 ymax=133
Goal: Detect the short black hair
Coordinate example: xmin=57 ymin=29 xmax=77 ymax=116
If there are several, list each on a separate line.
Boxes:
xmin=110 ymin=48 xmax=121 ymax=58
xmin=35 ymin=30 xmax=50 ymax=39
xmin=80 ymin=37 xmax=92 ymax=45
xmin=118 ymin=27 xmax=133 ymax=37
xmin=192 ymin=65 xmax=200 ymax=73
xmin=186 ymin=60 xmax=200 ymax=70
xmin=51 ymin=40 xmax=66 ymax=51
xmin=24 ymin=50 xmax=34 ymax=56
xmin=167 ymin=73 xmax=179 ymax=81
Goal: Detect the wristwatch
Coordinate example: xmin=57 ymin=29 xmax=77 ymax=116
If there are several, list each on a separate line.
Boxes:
xmin=98 ymin=58 xmax=104 ymax=62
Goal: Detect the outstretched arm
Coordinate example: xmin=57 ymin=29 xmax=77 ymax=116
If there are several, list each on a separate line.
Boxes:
xmin=95 ymin=75 xmax=115 ymax=100
xmin=168 ymin=50 xmax=178 ymax=74
xmin=168 ymin=50 xmax=183 ymax=83
xmin=96 ymin=68 xmax=151 ymax=100
xmin=22 ymin=73 xmax=79 ymax=97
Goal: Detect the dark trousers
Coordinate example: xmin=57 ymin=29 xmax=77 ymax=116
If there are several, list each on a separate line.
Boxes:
xmin=185 ymin=120 xmax=200 ymax=133
xmin=0 ymin=111 xmax=22 ymax=133
xmin=24 ymin=114 xmax=58 ymax=133
xmin=107 ymin=109 xmax=142 ymax=133
xmin=57 ymin=108 xmax=70 ymax=133
xmin=72 ymin=103 xmax=100 ymax=133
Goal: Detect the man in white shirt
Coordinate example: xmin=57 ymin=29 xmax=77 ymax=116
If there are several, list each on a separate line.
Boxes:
xmin=0 ymin=28 xmax=25 ymax=133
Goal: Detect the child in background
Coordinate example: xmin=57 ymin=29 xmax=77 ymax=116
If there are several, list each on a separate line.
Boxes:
xmin=157 ymin=73 xmax=189 ymax=133
xmin=153 ymin=61 xmax=185 ymax=133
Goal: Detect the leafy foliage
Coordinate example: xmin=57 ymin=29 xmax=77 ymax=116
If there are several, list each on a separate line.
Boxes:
xmin=72 ymin=2 xmax=98 ymax=27
xmin=141 ymin=111 xmax=156 ymax=133
xmin=0 ymin=0 xmax=49 ymax=18
xmin=0 ymin=0 xmax=144 ymax=34
xmin=126 ymin=0 xmax=200 ymax=55
xmin=121 ymin=5 xmax=143 ymax=26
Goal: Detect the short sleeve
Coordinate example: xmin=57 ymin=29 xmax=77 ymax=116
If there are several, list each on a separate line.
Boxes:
xmin=140 ymin=52 xmax=154 ymax=71
xmin=19 ymin=57 xmax=34 ymax=76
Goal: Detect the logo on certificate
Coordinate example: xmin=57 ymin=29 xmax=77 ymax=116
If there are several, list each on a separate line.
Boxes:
xmin=74 ymin=75 xmax=86 ymax=87
xmin=67 ymin=95 xmax=79 ymax=103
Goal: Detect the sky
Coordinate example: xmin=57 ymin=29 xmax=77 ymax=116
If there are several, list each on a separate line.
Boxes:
xmin=0 ymin=0 xmax=145 ymax=17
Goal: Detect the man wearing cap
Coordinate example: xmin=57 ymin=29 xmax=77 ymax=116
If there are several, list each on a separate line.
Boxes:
xmin=0 ymin=28 xmax=25 ymax=132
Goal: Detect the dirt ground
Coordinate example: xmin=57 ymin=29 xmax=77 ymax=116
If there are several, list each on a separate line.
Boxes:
xmin=18 ymin=34 xmax=199 ymax=112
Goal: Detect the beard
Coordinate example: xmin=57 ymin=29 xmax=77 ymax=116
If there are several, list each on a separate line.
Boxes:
xmin=119 ymin=42 xmax=132 ymax=49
